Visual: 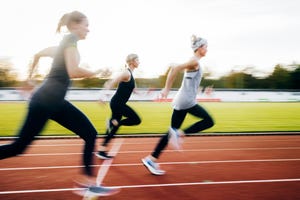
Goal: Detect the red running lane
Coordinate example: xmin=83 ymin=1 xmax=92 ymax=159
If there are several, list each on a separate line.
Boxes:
xmin=0 ymin=135 xmax=300 ymax=200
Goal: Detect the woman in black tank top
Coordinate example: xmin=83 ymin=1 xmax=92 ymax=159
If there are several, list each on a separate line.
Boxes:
xmin=96 ymin=54 xmax=141 ymax=159
xmin=0 ymin=12 xmax=119 ymax=194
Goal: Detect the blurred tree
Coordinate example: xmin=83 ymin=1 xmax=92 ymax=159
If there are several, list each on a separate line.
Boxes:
xmin=289 ymin=65 xmax=300 ymax=89
xmin=221 ymin=71 xmax=244 ymax=88
xmin=98 ymin=68 xmax=112 ymax=78
xmin=205 ymin=63 xmax=300 ymax=89
xmin=160 ymin=64 xmax=183 ymax=88
xmin=0 ymin=58 xmax=18 ymax=87
xmin=135 ymin=78 xmax=160 ymax=88
xmin=72 ymin=77 xmax=101 ymax=88
xmin=267 ymin=64 xmax=291 ymax=89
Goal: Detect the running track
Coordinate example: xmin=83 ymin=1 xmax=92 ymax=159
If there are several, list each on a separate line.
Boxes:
xmin=0 ymin=134 xmax=300 ymax=200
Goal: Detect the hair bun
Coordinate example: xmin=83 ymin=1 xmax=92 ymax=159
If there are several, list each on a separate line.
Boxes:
xmin=191 ymin=35 xmax=197 ymax=44
xmin=191 ymin=34 xmax=207 ymax=51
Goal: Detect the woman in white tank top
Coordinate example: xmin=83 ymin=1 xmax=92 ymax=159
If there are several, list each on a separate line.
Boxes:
xmin=142 ymin=35 xmax=214 ymax=175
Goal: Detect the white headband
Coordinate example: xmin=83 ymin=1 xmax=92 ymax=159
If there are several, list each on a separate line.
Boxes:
xmin=191 ymin=37 xmax=207 ymax=51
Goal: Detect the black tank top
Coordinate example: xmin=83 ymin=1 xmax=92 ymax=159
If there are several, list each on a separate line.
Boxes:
xmin=111 ymin=69 xmax=135 ymax=104
xmin=30 ymin=33 xmax=78 ymax=107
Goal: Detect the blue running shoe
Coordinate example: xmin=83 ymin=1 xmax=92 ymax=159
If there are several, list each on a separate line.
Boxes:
xmin=142 ymin=157 xmax=165 ymax=175
xmin=87 ymin=185 xmax=120 ymax=196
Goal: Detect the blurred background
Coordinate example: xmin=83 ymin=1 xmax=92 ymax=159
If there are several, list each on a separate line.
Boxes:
xmin=0 ymin=0 xmax=299 ymax=88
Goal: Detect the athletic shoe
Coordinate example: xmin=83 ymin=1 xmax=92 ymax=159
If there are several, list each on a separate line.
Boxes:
xmin=168 ymin=127 xmax=182 ymax=150
xmin=95 ymin=151 xmax=114 ymax=160
xmin=74 ymin=182 xmax=120 ymax=197
xmin=142 ymin=157 xmax=165 ymax=175
xmin=86 ymin=185 xmax=120 ymax=196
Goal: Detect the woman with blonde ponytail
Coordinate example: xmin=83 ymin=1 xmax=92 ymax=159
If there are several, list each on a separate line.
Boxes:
xmin=142 ymin=34 xmax=214 ymax=175
xmin=96 ymin=54 xmax=141 ymax=159
xmin=0 ymin=11 xmax=119 ymax=197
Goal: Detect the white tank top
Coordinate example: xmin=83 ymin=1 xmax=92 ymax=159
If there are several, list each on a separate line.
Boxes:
xmin=172 ymin=57 xmax=202 ymax=110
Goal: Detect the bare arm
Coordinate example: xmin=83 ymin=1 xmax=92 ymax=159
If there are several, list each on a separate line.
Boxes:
xmin=28 ymin=46 xmax=57 ymax=80
xmin=161 ymin=59 xmax=198 ymax=98
xmin=103 ymin=70 xmax=131 ymax=89
xmin=64 ymin=46 xmax=101 ymax=78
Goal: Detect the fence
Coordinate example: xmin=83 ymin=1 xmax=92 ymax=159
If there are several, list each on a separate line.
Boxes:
xmin=0 ymin=88 xmax=299 ymax=102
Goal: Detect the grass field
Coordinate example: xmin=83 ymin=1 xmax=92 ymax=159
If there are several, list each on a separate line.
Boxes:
xmin=0 ymin=101 xmax=299 ymax=137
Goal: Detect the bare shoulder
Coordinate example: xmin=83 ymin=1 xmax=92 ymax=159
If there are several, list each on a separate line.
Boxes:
xmin=36 ymin=46 xmax=58 ymax=58
xmin=186 ymin=59 xmax=199 ymax=70
xmin=174 ymin=59 xmax=198 ymax=72
xmin=118 ymin=69 xmax=131 ymax=82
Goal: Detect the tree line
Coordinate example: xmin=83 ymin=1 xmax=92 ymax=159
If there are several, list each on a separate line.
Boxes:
xmin=1 ymin=57 xmax=299 ymax=89
xmin=202 ymin=64 xmax=300 ymax=89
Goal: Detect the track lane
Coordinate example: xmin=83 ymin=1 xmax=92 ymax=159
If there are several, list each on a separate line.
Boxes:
xmin=0 ymin=135 xmax=299 ymax=199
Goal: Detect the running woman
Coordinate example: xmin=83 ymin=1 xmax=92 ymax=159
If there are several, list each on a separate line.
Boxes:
xmin=19 ymin=46 xmax=58 ymax=99
xmin=0 ymin=11 xmax=118 ymax=195
xmin=96 ymin=54 xmax=141 ymax=159
xmin=142 ymin=35 xmax=214 ymax=175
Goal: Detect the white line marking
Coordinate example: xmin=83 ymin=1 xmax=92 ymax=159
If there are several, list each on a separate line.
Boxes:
xmin=29 ymin=144 xmax=83 ymax=147
xmin=117 ymin=178 xmax=300 ymax=189
xmin=0 ymin=178 xmax=299 ymax=195
xmin=96 ymin=139 xmax=123 ymax=186
xmin=23 ymin=153 xmax=82 ymax=156
xmin=117 ymin=178 xmax=300 ymax=188
xmin=0 ymin=188 xmax=76 ymax=194
xmin=1 ymin=158 xmax=300 ymax=171
xmin=20 ymin=147 xmax=300 ymax=157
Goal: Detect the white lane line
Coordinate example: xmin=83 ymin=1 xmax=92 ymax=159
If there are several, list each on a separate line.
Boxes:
xmin=20 ymin=147 xmax=300 ymax=157
xmin=117 ymin=178 xmax=300 ymax=189
xmin=22 ymin=153 xmax=82 ymax=156
xmin=0 ymin=178 xmax=299 ymax=195
xmin=96 ymin=139 xmax=123 ymax=186
xmin=1 ymin=158 xmax=300 ymax=171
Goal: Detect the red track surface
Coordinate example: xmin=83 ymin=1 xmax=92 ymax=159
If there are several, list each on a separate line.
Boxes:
xmin=1 ymin=135 xmax=300 ymax=200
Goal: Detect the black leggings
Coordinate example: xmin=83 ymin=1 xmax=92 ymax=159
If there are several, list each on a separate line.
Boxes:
xmin=152 ymin=104 xmax=214 ymax=159
xmin=102 ymin=103 xmax=141 ymax=146
xmin=0 ymin=100 xmax=97 ymax=176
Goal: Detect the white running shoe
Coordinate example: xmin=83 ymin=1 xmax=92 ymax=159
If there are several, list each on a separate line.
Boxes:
xmin=142 ymin=157 xmax=165 ymax=175
xmin=73 ymin=181 xmax=120 ymax=197
xmin=86 ymin=185 xmax=120 ymax=197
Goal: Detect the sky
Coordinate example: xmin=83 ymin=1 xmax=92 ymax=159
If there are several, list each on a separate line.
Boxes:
xmin=0 ymin=0 xmax=300 ymax=80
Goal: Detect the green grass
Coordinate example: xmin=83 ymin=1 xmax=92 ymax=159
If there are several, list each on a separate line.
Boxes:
xmin=0 ymin=102 xmax=299 ymax=137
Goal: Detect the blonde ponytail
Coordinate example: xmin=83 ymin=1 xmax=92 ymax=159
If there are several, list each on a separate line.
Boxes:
xmin=56 ymin=11 xmax=87 ymax=33
xmin=56 ymin=13 xmax=69 ymax=33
